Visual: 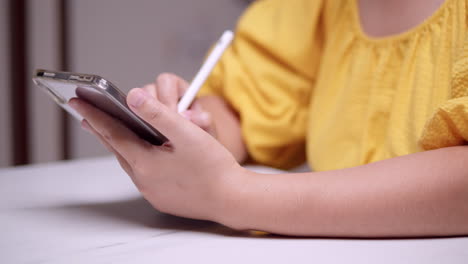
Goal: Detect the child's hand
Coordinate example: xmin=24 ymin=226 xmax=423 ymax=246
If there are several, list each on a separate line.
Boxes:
xmin=69 ymin=88 xmax=246 ymax=222
xmin=141 ymin=73 xmax=217 ymax=139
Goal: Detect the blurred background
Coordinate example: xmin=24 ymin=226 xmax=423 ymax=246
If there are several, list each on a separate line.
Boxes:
xmin=1 ymin=0 xmax=249 ymax=168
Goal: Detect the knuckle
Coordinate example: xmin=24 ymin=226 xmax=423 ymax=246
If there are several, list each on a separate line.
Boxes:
xmin=134 ymin=155 xmax=156 ymax=174
xmin=128 ymin=155 xmax=140 ymax=169
xmin=130 ymin=157 xmax=150 ymax=176
xmin=196 ymin=111 xmax=212 ymax=128
xmin=204 ymin=112 xmax=213 ymax=123
xmin=146 ymin=104 xmax=165 ymax=124
xmin=101 ymin=130 xmax=114 ymax=143
xmin=134 ymin=164 xmax=148 ymax=178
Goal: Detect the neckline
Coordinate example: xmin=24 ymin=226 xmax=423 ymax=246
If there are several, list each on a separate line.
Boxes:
xmin=350 ymin=0 xmax=452 ymax=44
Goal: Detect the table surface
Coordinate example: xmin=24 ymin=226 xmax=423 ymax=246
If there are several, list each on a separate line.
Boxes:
xmin=1 ymin=156 xmax=467 ymax=264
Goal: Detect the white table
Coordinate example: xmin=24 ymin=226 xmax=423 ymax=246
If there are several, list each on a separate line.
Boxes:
xmin=1 ymin=156 xmax=467 ymax=263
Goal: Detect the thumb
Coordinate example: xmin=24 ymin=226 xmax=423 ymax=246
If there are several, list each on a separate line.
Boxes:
xmin=127 ymin=88 xmax=191 ymax=143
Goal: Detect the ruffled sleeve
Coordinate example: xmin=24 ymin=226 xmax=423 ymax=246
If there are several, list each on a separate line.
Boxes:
xmin=420 ymin=34 xmax=468 ymax=150
xmin=198 ymin=0 xmax=325 ymax=169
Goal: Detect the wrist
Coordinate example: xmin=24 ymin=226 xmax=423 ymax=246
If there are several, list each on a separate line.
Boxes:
xmin=212 ymin=165 xmax=256 ymax=230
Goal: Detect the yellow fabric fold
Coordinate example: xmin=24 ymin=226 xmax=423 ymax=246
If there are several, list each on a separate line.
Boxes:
xmin=420 ymin=32 xmax=468 ymax=150
xmin=199 ymin=0 xmax=324 ymax=169
xmin=420 ymin=97 xmax=468 ymax=150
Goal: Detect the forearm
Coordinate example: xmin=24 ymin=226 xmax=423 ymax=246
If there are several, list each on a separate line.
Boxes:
xmin=198 ymin=95 xmax=248 ymax=163
xmin=223 ymin=146 xmax=468 ymax=237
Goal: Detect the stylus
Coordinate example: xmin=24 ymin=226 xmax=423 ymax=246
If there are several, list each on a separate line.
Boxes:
xmin=177 ymin=30 xmax=234 ymax=113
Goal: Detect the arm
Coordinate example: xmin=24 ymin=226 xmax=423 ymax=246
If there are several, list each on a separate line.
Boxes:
xmin=197 ymin=95 xmax=248 ymax=164
xmin=222 ymin=146 xmax=468 ymax=237
xmin=71 ymin=87 xmax=468 ymax=238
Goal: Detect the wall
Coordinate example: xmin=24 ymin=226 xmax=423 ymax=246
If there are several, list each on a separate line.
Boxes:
xmin=27 ymin=0 xmax=62 ymax=164
xmin=0 ymin=0 xmax=247 ymax=167
xmin=68 ymin=0 xmax=246 ymax=159
xmin=0 ymin=0 xmax=11 ymax=167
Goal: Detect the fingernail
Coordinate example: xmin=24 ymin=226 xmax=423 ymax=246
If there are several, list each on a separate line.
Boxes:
xmin=81 ymin=119 xmax=92 ymax=133
xmin=68 ymin=98 xmax=79 ymax=109
xmin=200 ymin=112 xmax=210 ymax=122
xmin=128 ymin=89 xmax=146 ymax=108
xmin=182 ymin=110 xmax=192 ymax=120
xmin=162 ymin=75 xmax=171 ymax=88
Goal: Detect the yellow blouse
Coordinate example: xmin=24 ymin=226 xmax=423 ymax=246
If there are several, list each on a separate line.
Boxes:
xmin=199 ymin=0 xmax=468 ymax=171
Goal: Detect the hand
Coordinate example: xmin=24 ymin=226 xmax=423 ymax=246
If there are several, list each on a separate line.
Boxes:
xmin=142 ymin=73 xmax=217 ymax=138
xmin=68 ymin=88 xmax=245 ymax=222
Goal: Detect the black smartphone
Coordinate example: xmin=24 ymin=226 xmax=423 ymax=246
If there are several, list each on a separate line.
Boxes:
xmin=32 ymin=69 xmax=168 ymax=145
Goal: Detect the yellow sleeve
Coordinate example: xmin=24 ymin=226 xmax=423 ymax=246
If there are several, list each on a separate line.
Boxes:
xmin=199 ymin=0 xmax=324 ymax=169
xmin=420 ymin=33 xmax=468 ymax=150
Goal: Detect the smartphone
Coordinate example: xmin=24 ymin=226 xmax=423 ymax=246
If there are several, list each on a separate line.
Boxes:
xmin=32 ymin=69 xmax=168 ymax=145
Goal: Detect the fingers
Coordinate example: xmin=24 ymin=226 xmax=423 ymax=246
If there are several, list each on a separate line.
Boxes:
xmin=156 ymin=73 xmax=189 ymax=111
xmin=81 ymin=119 xmax=134 ymax=177
xmin=142 ymin=73 xmax=189 ymax=112
xmin=184 ymin=101 xmax=217 ymax=137
xmin=175 ymin=75 xmax=189 ymax=97
xmin=69 ymin=98 xmax=152 ymax=164
xmin=142 ymin=83 xmax=157 ymax=99
xmin=127 ymin=88 xmax=196 ymax=144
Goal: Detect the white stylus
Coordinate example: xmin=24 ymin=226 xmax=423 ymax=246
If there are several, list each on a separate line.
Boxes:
xmin=177 ymin=30 xmax=234 ymax=113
